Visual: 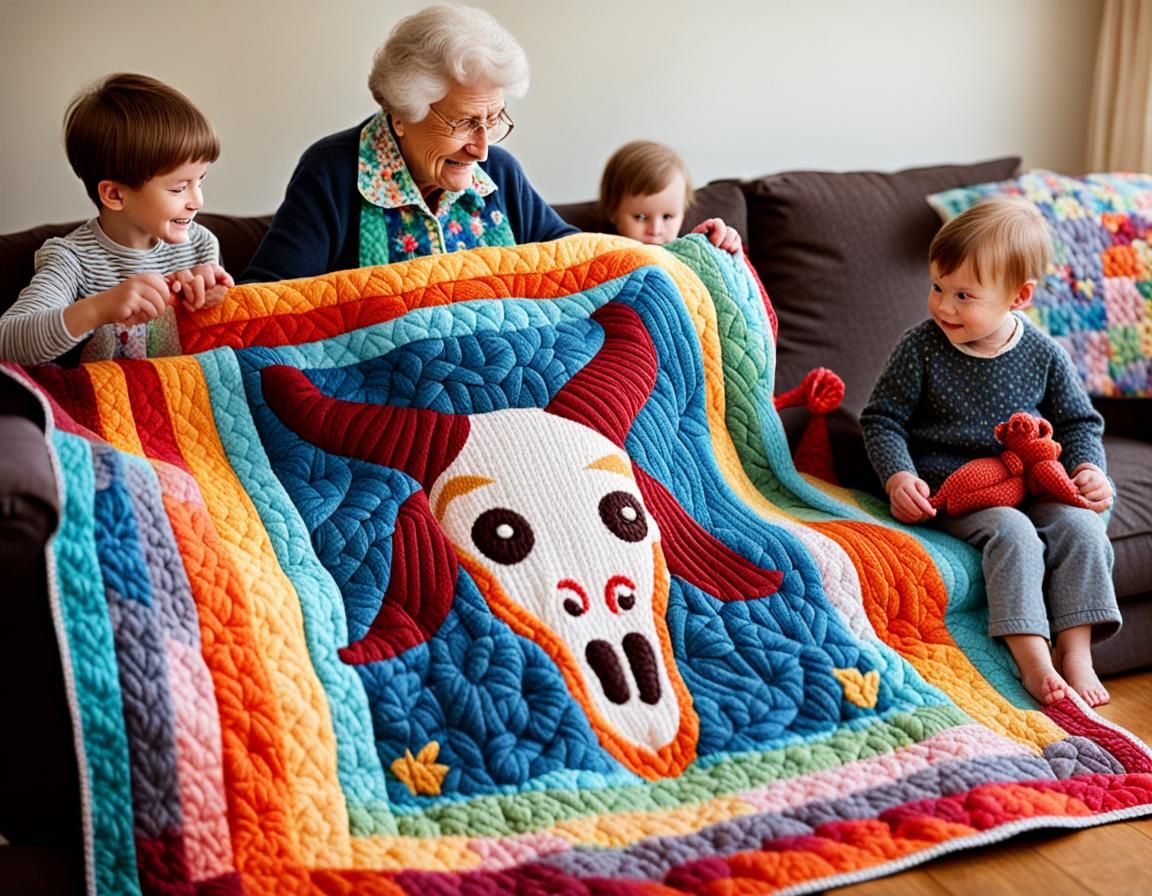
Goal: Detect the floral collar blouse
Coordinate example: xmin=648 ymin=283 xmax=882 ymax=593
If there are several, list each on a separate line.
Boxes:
xmin=357 ymin=112 xmax=515 ymax=267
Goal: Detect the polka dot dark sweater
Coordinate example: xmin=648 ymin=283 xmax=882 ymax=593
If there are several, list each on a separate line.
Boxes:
xmin=861 ymin=314 xmax=1106 ymax=492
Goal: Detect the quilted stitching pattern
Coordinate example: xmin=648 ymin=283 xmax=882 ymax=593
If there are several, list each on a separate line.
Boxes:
xmin=7 ymin=232 xmax=1152 ymax=895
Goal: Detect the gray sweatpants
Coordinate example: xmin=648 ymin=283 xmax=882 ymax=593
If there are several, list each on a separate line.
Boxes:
xmin=938 ymin=501 xmax=1121 ymax=643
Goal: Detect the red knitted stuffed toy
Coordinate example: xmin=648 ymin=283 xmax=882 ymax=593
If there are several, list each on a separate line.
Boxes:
xmin=928 ymin=412 xmax=1092 ymax=516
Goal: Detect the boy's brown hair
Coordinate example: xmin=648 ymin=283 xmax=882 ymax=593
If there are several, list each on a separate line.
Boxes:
xmin=598 ymin=141 xmax=695 ymax=222
xmin=929 ymin=196 xmax=1051 ymax=289
xmin=64 ymin=72 xmax=220 ymax=208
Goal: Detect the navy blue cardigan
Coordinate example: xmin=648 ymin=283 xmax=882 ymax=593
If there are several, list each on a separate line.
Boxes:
xmin=241 ymin=120 xmax=576 ymax=283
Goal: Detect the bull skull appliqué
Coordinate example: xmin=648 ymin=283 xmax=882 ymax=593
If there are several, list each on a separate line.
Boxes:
xmin=262 ymin=303 xmax=782 ymax=779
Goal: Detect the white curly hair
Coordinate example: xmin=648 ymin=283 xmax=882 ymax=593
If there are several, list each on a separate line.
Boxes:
xmin=368 ymin=5 xmax=530 ymax=122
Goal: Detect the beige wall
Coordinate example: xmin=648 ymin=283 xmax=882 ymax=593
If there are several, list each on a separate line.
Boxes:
xmin=0 ymin=0 xmax=1103 ymax=232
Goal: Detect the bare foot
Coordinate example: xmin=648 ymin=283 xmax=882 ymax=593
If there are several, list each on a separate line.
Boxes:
xmin=1054 ymin=626 xmax=1111 ymax=707
xmin=1019 ymin=664 xmax=1070 ymax=705
xmin=1004 ymin=633 xmax=1069 ymax=705
xmin=1056 ymin=648 xmax=1111 ymax=707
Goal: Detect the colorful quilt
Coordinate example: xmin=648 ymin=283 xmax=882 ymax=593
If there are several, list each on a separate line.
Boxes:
xmin=8 ymin=233 xmax=1152 ymax=896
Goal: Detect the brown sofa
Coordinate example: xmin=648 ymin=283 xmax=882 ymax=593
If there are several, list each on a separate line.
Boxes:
xmin=2 ymin=158 xmax=1149 ymax=893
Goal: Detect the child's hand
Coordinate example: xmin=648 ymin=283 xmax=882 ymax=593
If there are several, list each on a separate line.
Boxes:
xmin=691 ymin=217 xmax=742 ymax=255
xmin=67 ymin=274 xmax=172 ymax=335
xmin=168 ymin=263 xmax=234 ymax=311
xmin=1071 ymin=463 xmax=1113 ymax=512
xmin=885 ymin=471 xmax=937 ymax=524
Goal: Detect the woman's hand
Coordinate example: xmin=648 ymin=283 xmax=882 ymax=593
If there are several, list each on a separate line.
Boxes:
xmin=691 ymin=217 xmax=742 ymax=254
xmin=886 ymin=471 xmax=937 ymax=524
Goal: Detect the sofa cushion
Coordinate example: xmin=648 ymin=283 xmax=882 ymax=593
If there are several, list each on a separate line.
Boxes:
xmin=742 ymin=159 xmax=1022 ymax=415
xmin=928 ymin=171 xmax=1152 ymax=399
xmin=553 ymin=179 xmax=748 ymax=242
xmin=741 ymin=157 xmax=1022 ymax=488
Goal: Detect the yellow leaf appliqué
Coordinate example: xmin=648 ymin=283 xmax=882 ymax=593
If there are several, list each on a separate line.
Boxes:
xmin=833 ymin=668 xmax=880 ymax=709
xmin=391 ymin=741 xmax=450 ymax=796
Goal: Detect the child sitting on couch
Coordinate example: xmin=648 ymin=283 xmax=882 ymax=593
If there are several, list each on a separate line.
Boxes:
xmin=0 ymin=72 xmax=232 ymax=365
xmin=598 ymin=140 xmax=741 ymax=253
xmin=860 ymin=197 xmax=1120 ymax=707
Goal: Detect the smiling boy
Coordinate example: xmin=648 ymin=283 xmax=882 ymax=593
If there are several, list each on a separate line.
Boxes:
xmin=0 ymin=73 xmax=232 ymax=364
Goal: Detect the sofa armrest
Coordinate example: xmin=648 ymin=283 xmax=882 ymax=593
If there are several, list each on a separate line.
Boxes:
xmin=0 ymin=388 xmax=79 ymax=854
xmin=0 ymin=413 xmax=58 ymax=520
xmin=0 ymin=845 xmax=84 ymax=896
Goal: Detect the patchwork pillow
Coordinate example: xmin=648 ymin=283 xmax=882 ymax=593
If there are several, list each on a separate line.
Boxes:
xmin=928 ymin=171 xmax=1152 ymax=398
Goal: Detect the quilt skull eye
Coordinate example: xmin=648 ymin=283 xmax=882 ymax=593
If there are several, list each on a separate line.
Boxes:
xmin=599 ymin=491 xmax=648 ymax=542
xmin=472 ymin=507 xmax=535 ymax=565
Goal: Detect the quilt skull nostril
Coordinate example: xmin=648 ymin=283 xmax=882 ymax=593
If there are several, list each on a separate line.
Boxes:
xmin=586 ymin=639 xmax=630 ymax=705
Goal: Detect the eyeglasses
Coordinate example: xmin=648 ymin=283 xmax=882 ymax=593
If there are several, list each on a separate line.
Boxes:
xmin=427 ymin=104 xmax=515 ymax=144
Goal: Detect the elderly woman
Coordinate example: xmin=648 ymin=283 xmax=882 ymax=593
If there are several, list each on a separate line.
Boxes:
xmin=243 ymin=5 xmax=738 ymax=283
xmin=242 ymin=5 xmax=572 ymax=282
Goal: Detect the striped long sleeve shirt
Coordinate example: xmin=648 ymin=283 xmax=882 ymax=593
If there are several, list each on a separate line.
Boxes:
xmin=0 ymin=219 xmax=221 ymax=364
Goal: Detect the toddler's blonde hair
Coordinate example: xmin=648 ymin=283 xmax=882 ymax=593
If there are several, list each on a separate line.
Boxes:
xmin=929 ymin=196 xmax=1051 ymax=288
